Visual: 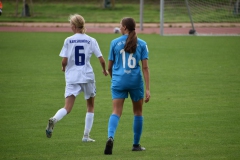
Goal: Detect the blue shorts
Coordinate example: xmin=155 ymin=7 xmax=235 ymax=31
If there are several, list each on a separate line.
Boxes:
xmin=111 ymin=87 xmax=144 ymax=102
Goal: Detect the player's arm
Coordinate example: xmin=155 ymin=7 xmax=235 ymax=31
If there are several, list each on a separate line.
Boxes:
xmin=142 ymin=59 xmax=150 ymax=103
xmin=61 ymin=57 xmax=68 ymax=72
xmin=108 ymin=60 xmax=113 ymax=78
xmin=98 ymin=56 xmax=108 ymax=76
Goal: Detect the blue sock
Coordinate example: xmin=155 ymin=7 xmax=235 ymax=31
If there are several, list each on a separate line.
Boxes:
xmin=133 ymin=115 xmax=143 ymax=145
xmin=108 ymin=114 xmax=120 ymax=139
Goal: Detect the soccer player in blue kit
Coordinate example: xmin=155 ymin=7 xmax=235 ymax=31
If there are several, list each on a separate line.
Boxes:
xmin=104 ymin=17 xmax=150 ymax=155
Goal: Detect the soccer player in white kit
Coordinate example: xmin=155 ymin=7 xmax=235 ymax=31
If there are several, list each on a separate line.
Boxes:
xmin=46 ymin=14 xmax=108 ymax=142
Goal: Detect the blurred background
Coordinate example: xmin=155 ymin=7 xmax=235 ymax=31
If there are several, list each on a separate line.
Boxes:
xmin=0 ymin=0 xmax=240 ymax=24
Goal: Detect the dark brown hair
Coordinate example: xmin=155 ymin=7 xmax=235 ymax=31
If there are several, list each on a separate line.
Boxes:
xmin=122 ymin=17 xmax=137 ymax=53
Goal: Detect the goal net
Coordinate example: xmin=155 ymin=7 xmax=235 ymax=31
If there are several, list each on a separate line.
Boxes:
xmin=160 ymin=0 xmax=240 ymax=35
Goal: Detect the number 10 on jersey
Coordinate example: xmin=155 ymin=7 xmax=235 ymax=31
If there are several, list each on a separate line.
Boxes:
xmin=75 ymin=46 xmax=85 ymax=66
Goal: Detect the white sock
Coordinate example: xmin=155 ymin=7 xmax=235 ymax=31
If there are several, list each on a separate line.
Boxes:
xmin=83 ymin=112 xmax=94 ymax=137
xmin=53 ymin=108 xmax=67 ymax=121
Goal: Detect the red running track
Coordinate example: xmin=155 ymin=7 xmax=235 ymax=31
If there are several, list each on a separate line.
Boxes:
xmin=0 ymin=25 xmax=240 ymax=35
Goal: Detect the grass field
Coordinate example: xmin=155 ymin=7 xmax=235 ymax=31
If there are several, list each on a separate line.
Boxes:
xmin=1 ymin=1 xmax=171 ymax=23
xmin=0 ymin=32 xmax=240 ymax=160
xmin=1 ymin=1 xmax=240 ymax=23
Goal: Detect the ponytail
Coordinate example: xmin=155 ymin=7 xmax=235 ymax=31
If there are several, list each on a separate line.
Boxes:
xmin=122 ymin=17 xmax=137 ymax=53
xmin=124 ymin=30 xmax=137 ymax=53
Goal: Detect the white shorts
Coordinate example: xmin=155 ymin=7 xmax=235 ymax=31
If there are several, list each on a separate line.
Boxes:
xmin=64 ymin=83 xmax=96 ymax=99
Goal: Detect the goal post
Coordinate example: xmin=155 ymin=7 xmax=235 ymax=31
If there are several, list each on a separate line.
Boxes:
xmin=185 ymin=0 xmax=196 ymax=34
xmin=160 ymin=0 xmax=196 ymax=35
xmin=160 ymin=0 xmax=240 ymax=36
xmin=160 ymin=0 xmax=164 ymax=35
xmin=160 ymin=0 xmax=194 ymax=35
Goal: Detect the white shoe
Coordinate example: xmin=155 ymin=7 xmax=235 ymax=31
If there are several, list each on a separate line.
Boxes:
xmin=46 ymin=117 xmax=57 ymax=138
xmin=82 ymin=137 xmax=95 ymax=142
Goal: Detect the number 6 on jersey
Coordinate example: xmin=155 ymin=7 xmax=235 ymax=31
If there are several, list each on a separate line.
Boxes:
xmin=75 ymin=46 xmax=85 ymax=66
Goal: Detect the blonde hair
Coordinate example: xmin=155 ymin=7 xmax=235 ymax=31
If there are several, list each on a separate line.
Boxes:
xmin=69 ymin=14 xmax=86 ymax=33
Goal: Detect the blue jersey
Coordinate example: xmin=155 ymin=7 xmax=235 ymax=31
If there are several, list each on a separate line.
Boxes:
xmin=108 ymin=35 xmax=149 ymax=90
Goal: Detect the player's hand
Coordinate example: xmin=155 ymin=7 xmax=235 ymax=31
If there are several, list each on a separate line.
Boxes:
xmin=103 ymin=70 xmax=108 ymax=76
xmin=62 ymin=67 xmax=65 ymax=72
xmin=144 ymin=90 xmax=150 ymax=103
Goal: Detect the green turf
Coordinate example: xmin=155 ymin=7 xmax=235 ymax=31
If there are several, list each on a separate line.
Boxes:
xmin=0 ymin=32 xmax=240 ymax=160
xmin=1 ymin=1 xmax=240 ymax=23
xmin=1 ymin=1 xmax=164 ymax=23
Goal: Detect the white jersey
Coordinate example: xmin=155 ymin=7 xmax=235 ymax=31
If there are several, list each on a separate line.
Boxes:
xmin=59 ymin=33 xmax=102 ymax=84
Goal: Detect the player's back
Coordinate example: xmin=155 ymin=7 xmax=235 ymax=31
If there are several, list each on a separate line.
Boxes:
xmin=61 ymin=33 xmax=100 ymax=84
xmin=109 ymin=35 xmax=147 ymax=90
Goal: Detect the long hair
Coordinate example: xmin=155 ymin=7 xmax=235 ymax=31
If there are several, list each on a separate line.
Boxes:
xmin=69 ymin=14 xmax=86 ymax=33
xmin=122 ymin=17 xmax=137 ymax=53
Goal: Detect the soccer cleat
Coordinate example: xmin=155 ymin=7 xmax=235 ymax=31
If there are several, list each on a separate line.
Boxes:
xmin=46 ymin=117 xmax=57 ymax=138
xmin=132 ymin=144 xmax=146 ymax=151
xmin=82 ymin=137 xmax=96 ymax=142
xmin=104 ymin=137 xmax=114 ymax=155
